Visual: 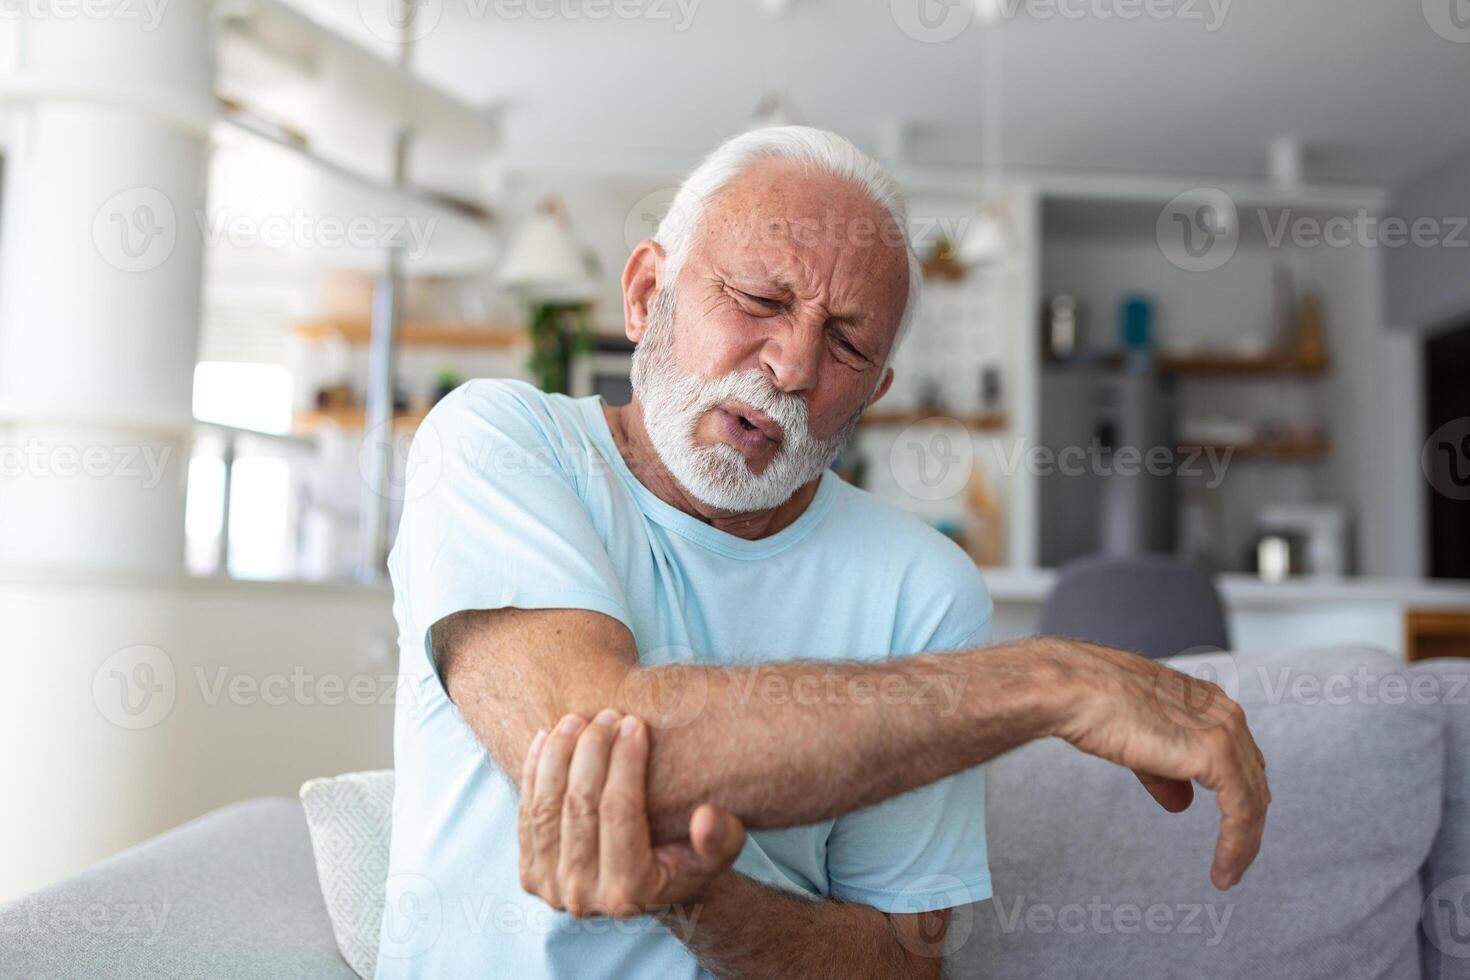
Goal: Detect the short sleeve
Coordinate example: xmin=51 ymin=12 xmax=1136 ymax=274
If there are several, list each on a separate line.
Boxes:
xmin=825 ymin=567 xmax=995 ymax=913
xmin=389 ymin=380 xmax=633 ymax=669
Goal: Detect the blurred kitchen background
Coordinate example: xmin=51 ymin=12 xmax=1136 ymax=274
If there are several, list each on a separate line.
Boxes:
xmin=3 ymin=0 xmax=1470 ymax=899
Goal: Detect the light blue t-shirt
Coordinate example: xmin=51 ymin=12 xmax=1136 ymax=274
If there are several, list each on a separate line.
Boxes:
xmin=378 ymin=379 xmax=994 ymax=979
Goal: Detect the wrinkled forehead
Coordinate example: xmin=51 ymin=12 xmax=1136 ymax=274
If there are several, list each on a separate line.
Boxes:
xmin=685 ymin=159 xmax=911 ymax=329
xmin=688 ymin=158 xmax=911 ymax=309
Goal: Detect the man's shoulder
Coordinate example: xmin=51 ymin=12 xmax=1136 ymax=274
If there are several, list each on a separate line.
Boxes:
xmin=826 ymin=480 xmax=990 ymax=599
xmin=422 ymin=378 xmax=597 ymax=452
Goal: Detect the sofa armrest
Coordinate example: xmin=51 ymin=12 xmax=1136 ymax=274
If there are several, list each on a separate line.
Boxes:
xmin=1414 ymin=658 xmax=1470 ymax=980
xmin=0 ymin=798 xmax=357 ymax=980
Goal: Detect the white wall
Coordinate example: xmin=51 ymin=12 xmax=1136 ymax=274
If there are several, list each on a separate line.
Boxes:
xmin=0 ymin=573 xmax=396 ymax=901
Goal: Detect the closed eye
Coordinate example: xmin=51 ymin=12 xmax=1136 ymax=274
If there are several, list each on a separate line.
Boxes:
xmin=733 ymin=288 xmax=783 ymax=312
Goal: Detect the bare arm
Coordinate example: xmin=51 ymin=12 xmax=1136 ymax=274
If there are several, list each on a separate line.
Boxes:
xmin=440 ymin=605 xmax=1269 ymax=889
xmin=514 ymin=707 xmax=950 ymax=980
xmin=666 ymin=873 xmax=949 ymax=980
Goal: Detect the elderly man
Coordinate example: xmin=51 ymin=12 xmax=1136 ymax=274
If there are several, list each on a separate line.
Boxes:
xmin=377 ymin=126 xmax=1269 ymax=979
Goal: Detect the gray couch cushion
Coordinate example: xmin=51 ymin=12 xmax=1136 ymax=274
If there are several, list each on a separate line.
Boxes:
xmin=0 ymin=798 xmax=355 ymax=980
xmin=948 ymin=646 xmax=1444 ymax=980
xmin=1414 ymin=658 xmax=1470 ymax=980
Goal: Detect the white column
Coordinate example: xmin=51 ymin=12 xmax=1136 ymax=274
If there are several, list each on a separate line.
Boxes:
xmin=0 ymin=2 xmax=214 ymax=573
xmin=0 ymin=4 xmax=216 ymax=900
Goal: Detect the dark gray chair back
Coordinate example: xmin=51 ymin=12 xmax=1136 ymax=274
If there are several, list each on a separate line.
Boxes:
xmin=1038 ymin=554 xmax=1229 ymax=659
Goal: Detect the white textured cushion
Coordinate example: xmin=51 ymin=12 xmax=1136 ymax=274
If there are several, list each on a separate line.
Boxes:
xmin=300 ymin=770 xmax=396 ymax=980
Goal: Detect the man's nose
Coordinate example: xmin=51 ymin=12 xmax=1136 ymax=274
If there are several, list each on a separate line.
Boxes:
xmin=758 ymin=314 xmax=823 ymax=393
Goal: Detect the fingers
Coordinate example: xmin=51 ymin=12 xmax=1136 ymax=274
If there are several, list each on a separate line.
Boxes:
xmin=1133 ymin=769 xmax=1194 ymax=813
xmin=517 ymin=729 xmax=547 ymax=892
xmin=558 ymin=709 xmax=622 ymax=915
xmin=1193 ymin=711 xmax=1270 ymax=890
xmin=600 ymin=714 xmax=654 ymax=893
xmin=526 ymin=713 xmax=587 ymax=906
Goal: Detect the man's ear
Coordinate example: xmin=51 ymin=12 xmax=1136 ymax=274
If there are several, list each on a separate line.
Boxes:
xmin=866 ymin=367 xmax=895 ymax=409
xmin=622 ymin=240 xmax=667 ymax=344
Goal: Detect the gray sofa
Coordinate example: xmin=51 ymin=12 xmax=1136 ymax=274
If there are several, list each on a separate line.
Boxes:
xmin=3 ymin=646 xmax=1467 ymax=979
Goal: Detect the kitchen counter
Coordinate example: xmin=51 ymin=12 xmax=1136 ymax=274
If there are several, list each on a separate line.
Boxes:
xmin=980 ymin=566 xmax=1470 ymax=656
xmin=981 ymin=567 xmax=1470 ymax=609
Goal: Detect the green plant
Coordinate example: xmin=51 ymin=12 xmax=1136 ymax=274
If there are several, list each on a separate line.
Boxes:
xmin=526 ymin=301 xmax=593 ymax=394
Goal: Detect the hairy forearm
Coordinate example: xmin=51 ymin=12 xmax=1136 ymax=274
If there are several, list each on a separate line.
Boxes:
xmin=439 ymin=608 xmax=1076 ymax=842
xmin=664 ymin=873 xmax=945 ymax=980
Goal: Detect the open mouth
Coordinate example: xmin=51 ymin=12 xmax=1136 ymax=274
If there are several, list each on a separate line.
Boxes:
xmin=719 ymin=401 xmax=782 ymax=444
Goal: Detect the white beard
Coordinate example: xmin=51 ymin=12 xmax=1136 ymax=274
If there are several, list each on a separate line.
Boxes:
xmin=629 ymin=285 xmax=863 ymax=513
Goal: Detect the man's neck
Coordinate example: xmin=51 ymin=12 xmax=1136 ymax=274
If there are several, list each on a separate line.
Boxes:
xmin=602 ymin=399 xmax=820 ymax=541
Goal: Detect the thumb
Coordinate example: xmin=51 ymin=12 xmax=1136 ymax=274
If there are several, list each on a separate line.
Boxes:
xmin=689 ymin=803 xmax=746 ymax=869
xmin=651 ymin=804 xmax=746 ymax=906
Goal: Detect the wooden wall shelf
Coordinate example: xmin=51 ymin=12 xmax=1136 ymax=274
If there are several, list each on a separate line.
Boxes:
xmin=1158 ymin=352 xmax=1329 ymax=377
xmin=293 ymin=408 xmax=426 ymax=433
xmin=291 ymin=319 xmax=526 ymax=350
xmin=858 ymin=409 xmax=1009 ymax=431
xmin=1177 ymin=434 xmax=1330 ymax=459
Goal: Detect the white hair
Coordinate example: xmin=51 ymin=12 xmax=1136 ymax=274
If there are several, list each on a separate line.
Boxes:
xmin=652 ymin=125 xmax=922 ymax=368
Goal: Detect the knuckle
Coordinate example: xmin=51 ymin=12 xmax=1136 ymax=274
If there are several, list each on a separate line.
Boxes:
xmin=564 ymin=790 xmax=600 ymax=820
xmin=530 ymin=800 xmax=562 ymax=833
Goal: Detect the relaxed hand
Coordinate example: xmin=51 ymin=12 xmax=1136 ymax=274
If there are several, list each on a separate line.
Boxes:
xmin=1046 ymin=641 xmax=1272 ymax=891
